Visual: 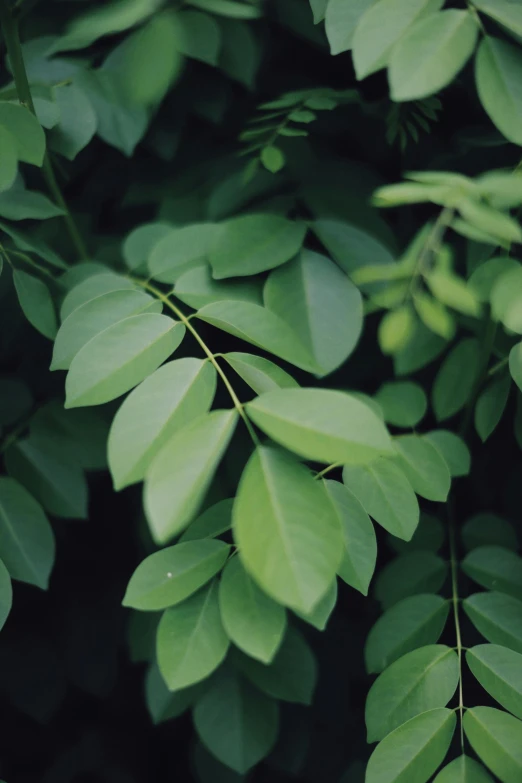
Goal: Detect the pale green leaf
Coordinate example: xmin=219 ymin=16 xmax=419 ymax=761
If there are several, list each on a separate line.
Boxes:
xmin=374 ymin=381 xmax=427 ymax=428
xmin=394 ymin=321 xmax=446 ymax=375
xmin=469 ymin=256 xmax=519 ymax=302
xmin=457 ymin=198 xmax=522 ymax=245
xmin=148 ymin=223 xmax=219 ymax=284
xmin=432 ymin=338 xmax=480 ymax=421
xmin=467 ymin=644 xmax=522 ymax=721
xmin=491 ymin=267 xmax=522 ymax=332
xmin=232 ymin=445 xmax=343 ymax=613
xmin=393 ymin=434 xmax=451 ymax=502
xmin=108 ymin=358 xmax=216 ymax=489
xmin=426 ymin=269 xmax=482 ymax=317
xmin=294 ymin=579 xmax=337 ymax=630
xmin=424 ymin=430 xmax=471 ymax=477
xmin=366 ymin=645 xmax=459 ymax=742
xmin=123 ymin=539 xmax=230 ymax=610
xmin=144 ymin=409 xmax=238 ymax=544
xmin=65 ymin=314 xmax=185 ymax=408
xmin=224 ymin=352 xmax=298 ymax=395
xmin=60 ymin=273 xmax=136 ymax=321
xmin=174 ymin=266 xmax=262 ymax=309
xmin=0 ymin=476 xmax=55 ymax=589
xmin=463 ymin=592 xmax=522 ymax=654
xmin=365 ymin=594 xmax=449 ymax=673
xmin=463 ymin=707 xmax=522 ymax=783
xmin=219 ymin=556 xmax=286 ymax=664
xmin=157 ymin=579 xmax=229 ymax=690
xmin=472 ymin=0 xmax=522 ymax=39
xmin=325 ymin=0 xmax=376 ymax=55
xmin=378 ymin=306 xmax=415 ymax=355
xmin=462 ymin=546 xmax=522 ymax=601
xmin=123 ymin=222 xmax=172 ymax=272
xmin=260 ymin=146 xmax=285 ymax=173
xmin=475 ymin=37 xmax=522 ymax=146
xmin=13 ymin=270 xmax=57 ymax=339
xmin=414 ymin=292 xmax=456 ymax=340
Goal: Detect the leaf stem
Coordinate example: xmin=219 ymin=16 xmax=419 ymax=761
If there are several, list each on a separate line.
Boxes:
xmin=487 ymin=355 xmax=509 ymax=377
xmin=137 ymin=280 xmax=260 ymax=446
xmin=448 ymin=497 xmax=465 ymax=751
xmin=0 ymin=0 xmax=88 ymax=261
xmin=315 ymin=462 xmax=342 ymax=480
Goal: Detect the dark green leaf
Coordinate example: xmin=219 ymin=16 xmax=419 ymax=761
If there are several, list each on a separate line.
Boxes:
xmin=463 ymin=592 xmax=522 ymax=654
xmin=467 ymin=644 xmax=522 ymax=721
xmin=463 ymin=707 xmax=522 ymax=783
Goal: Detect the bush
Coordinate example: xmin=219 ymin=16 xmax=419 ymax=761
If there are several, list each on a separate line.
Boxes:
xmin=0 ymin=0 xmax=522 ymax=780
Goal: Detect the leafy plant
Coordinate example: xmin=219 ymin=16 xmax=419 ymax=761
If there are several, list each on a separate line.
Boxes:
xmin=0 ymin=0 xmax=522 ymax=780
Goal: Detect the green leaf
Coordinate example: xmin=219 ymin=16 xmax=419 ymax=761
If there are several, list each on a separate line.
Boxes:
xmin=309 ymin=0 xmax=327 ymax=24
xmin=472 ymin=0 xmax=522 ymax=39
xmin=366 ymin=645 xmax=459 ymax=742
xmin=193 ymin=667 xmax=279 ymax=773
xmin=174 ymin=266 xmax=262 ymax=310
xmin=0 ymin=220 xmax=67 ymax=270
xmin=157 ymin=580 xmax=229 ymax=690
xmin=218 ymin=556 xmax=286 ymax=664
xmin=144 ymin=409 xmax=238 ymax=544
xmin=462 ymin=513 xmax=518 ymax=552
xmin=294 ymin=579 xmax=337 ymax=630
xmin=366 ymin=709 xmax=456 ymax=783
xmin=13 ymin=270 xmax=57 ymax=340
xmin=247 ymin=388 xmax=393 ymax=465
xmin=463 ymin=592 xmax=522 ymax=654
xmin=426 ymin=269 xmax=482 ymax=317
xmin=475 ymin=374 xmax=511 ymax=442
xmin=179 ymin=498 xmax=233 ymax=543
xmin=457 ymin=199 xmax=522 ymax=245
xmin=260 ymin=146 xmax=285 ymax=173
xmin=0 ymin=126 xmax=17 ymax=192
xmin=5 ymin=436 xmax=88 ymax=519
xmin=60 ymin=273 xmax=136 ymax=321
xmin=374 ymin=552 xmax=447 ymax=610
xmin=233 ymin=626 xmax=317 ymax=705
xmin=467 ymin=644 xmax=522 ymax=721
xmin=108 ymin=358 xmax=216 ymax=489
xmin=365 ymin=594 xmax=449 ymax=673
xmin=469 ymin=256 xmax=519 ymax=302
xmin=389 ymin=513 xmax=445 ymax=554
xmin=123 ymin=222 xmax=172 ymax=272
xmin=325 ymin=0 xmax=376 ymax=54
xmin=0 ymin=187 xmax=64 ymax=221
xmin=0 ymin=558 xmax=12 ymax=632
xmin=311 ymin=219 xmax=395 ymax=276
xmin=324 ymin=480 xmax=376 ymax=595
xmin=209 ymin=214 xmax=307 ymax=279
xmin=0 ymin=103 xmax=45 ymax=166
xmin=219 ymin=18 xmax=261 ymax=89
xmin=414 ymin=292 xmax=456 ymax=340
xmin=30 ymin=401 xmax=109 ymax=471
xmin=145 ymin=662 xmax=202 ymax=724
xmin=343 ymin=459 xmax=419 ymax=541
xmin=394 ymin=321 xmax=446 ymax=375
xmin=424 ymin=430 xmax=471 ymax=477
xmin=232 ymin=445 xmax=343 ymax=613
xmin=49 ymin=84 xmax=97 ymax=160
xmin=509 ymin=342 xmax=522 ymax=393
xmin=393 ymin=434 xmax=451 ymax=502
xmin=224 ymin=352 xmax=298 ymax=395
xmin=463 ymin=707 xmax=522 ymax=783
xmin=390 ymin=9 xmax=478 ymax=100
xmin=378 ymin=306 xmax=415 ymax=355
xmin=52 ymin=289 xmax=162 ymax=371
xmin=433 ymin=755 xmax=494 ymax=783
xmin=187 ymin=0 xmax=261 ymax=19
xmin=374 ymin=381 xmax=427 ymax=428
xmin=123 ymin=539 xmax=230 ymax=611
xmin=432 ymin=338 xmax=480 ymax=421
xmin=353 ymin=0 xmax=443 ymax=80
xmin=65 ymin=314 xmax=185 ymax=408
xmin=148 ymin=223 xmax=219 ymax=284
xmin=264 ymin=250 xmax=363 ymax=376
xmin=462 ymin=547 xmax=522 ymax=601
xmin=196 ymin=301 xmax=319 ymax=373
xmin=0 ymin=477 xmax=55 ymax=589
xmin=491 ymin=267 xmax=522 ymax=332
xmin=475 ymin=37 xmax=522 ymax=146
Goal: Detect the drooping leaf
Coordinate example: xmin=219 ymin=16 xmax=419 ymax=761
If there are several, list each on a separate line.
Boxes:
xmin=65 ymin=314 xmax=185 ymax=408
xmin=232 ymin=445 xmax=343 ymax=614
xmin=246 ymin=388 xmax=393 ymax=465
xmin=463 ymin=592 xmax=522 ymax=654
xmin=463 ymin=707 xmax=522 ymax=783
xmin=157 ymin=580 xmax=229 ymax=690
xmin=13 ymin=270 xmax=57 ymax=339
xmin=475 ymin=37 xmax=522 ymax=146
xmin=0 ymin=477 xmax=55 ymax=589
xmin=467 ymin=644 xmax=522 ymax=721
xmin=462 ymin=547 xmax=522 ymax=601
xmin=144 ymin=410 xmax=238 ymax=544
xmin=366 ymin=708 xmax=456 ymax=783
xmin=108 ymin=358 xmax=216 ymax=489
xmin=366 ymin=645 xmax=459 ymax=742
xmin=218 ymin=556 xmax=286 ymax=664
xmin=365 ymin=594 xmax=449 ymax=673
xmin=193 ymin=667 xmax=279 ymax=774
xmin=393 ymin=434 xmax=451 ymax=502
xmin=343 ymin=459 xmax=419 ymax=541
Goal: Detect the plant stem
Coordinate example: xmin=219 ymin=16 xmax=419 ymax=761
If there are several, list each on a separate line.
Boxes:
xmin=448 ymin=498 xmax=465 ymax=751
xmin=315 ymin=462 xmax=341 ymax=480
xmin=0 ymin=0 xmax=88 ymax=260
xmin=137 ymin=280 xmax=260 ymax=446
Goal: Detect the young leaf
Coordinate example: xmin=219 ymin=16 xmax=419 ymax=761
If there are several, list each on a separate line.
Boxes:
xmin=179 ymin=498 xmax=233 ymax=543
xmin=0 ymin=103 xmax=46 ymax=166
xmin=374 ymin=381 xmax=427 ymax=428
xmin=193 ymin=667 xmax=279 ymax=773
xmin=463 ymin=707 xmax=522 ymax=783
xmin=365 ymin=594 xmax=449 ymax=673
xmin=366 ymin=645 xmax=459 ymax=742
xmin=393 ymin=434 xmax=451 ymax=502
xmin=209 ymin=214 xmax=306 ymax=278
xmin=432 ymin=338 xmax=480 ymax=421
xmin=219 ymin=556 xmax=286 ymax=664
xmin=148 ymin=224 xmax=219 ymax=283
xmin=463 ymin=592 xmax=522 ymax=654
xmin=323 ymin=480 xmax=377 ymax=596
xmin=224 ymin=352 xmax=298 ymax=395
xmin=144 ymin=410 xmax=238 ymax=544
xmin=325 ymin=0 xmax=376 ymax=55
xmin=366 ymin=708 xmax=456 ymax=783
xmin=264 ymin=250 xmax=363 ymax=375
xmin=433 ymin=755 xmax=494 ymax=783
xmin=343 ymin=459 xmax=419 ymax=541
xmin=462 ymin=546 xmax=522 ymax=601
xmin=174 ymin=266 xmax=262 ymax=310
xmin=232 ymin=445 xmax=343 ymax=614
xmin=389 ymin=10 xmax=479 ymax=102
xmin=13 ymin=270 xmax=57 ymax=339
xmin=157 ymin=580 xmax=229 ymax=690
xmin=467 ymin=644 xmax=522 ymax=721
xmin=246 ymin=388 xmax=393 ymax=465
xmin=65 ymin=314 xmax=185 ymax=408
xmin=475 ymin=37 xmax=522 ymax=146
xmin=0 ymin=477 xmax=55 ymax=589
xmin=0 ymin=558 xmax=12 ymax=632
xmin=108 ymin=358 xmax=217 ymax=489
xmin=374 ymin=552 xmax=447 ymax=610
xmin=123 ymin=540 xmax=230 ymax=611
